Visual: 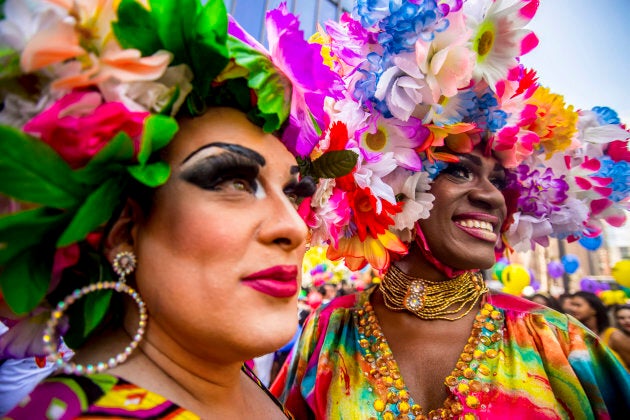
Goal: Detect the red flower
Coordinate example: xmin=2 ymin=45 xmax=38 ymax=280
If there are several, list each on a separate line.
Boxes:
xmin=349 ymin=187 xmax=402 ymax=241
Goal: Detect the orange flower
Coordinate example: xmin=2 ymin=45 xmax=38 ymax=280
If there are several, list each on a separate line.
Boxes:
xmin=327 ymin=230 xmax=407 ymax=273
xmin=421 ymin=123 xmax=481 ymax=162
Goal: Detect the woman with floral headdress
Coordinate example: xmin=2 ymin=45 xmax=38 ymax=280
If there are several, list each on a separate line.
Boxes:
xmin=0 ymin=0 xmax=348 ymax=418
xmin=272 ymin=0 xmax=630 ymax=418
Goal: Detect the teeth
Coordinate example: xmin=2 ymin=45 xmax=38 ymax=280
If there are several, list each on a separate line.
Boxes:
xmin=457 ymin=219 xmax=494 ymax=232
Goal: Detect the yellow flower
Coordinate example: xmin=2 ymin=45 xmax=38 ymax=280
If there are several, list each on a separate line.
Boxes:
xmin=526 ymin=86 xmax=578 ymax=157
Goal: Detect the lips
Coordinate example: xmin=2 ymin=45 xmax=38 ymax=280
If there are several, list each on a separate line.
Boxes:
xmin=242 ymin=265 xmax=298 ymax=298
xmin=453 ymin=212 xmax=500 ymax=243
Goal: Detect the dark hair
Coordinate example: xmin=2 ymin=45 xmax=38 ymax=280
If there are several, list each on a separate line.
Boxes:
xmin=529 ymin=293 xmax=563 ymax=312
xmin=572 ymin=291 xmax=610 ymax=333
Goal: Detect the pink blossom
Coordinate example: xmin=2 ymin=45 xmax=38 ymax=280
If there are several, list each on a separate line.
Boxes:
xmin=24 ymin=91 xmax=148 ymax=168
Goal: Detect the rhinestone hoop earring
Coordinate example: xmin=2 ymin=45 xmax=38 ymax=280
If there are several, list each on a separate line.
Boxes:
xmin=43 ymin=251 xmax=147 ymax=375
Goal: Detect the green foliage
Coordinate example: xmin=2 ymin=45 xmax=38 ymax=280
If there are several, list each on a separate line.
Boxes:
xmin=0 ymin=207 xmax=67 ymax=265
xmin=81 ymin=289 xmax=113 ymax=340
xmin=113 ymin=0 xmax=229 ymax=102
xmin=0 ymin=247 xmax=53 ymax=315
xmin=225 ymin=36 xmax=290 ymax=133
xmin=299 ymin=150 xmax=359 ymax=179
xmin=0 ymin=127 xmax=81 ymax=208
xmin=57 ymin=177 xmax=126 ymax=247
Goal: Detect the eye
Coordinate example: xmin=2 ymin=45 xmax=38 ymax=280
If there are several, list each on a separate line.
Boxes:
xmin=180 ymin=153 xmax=260 ymax=194
xmin=218 ymin=178 xmax=256 ymax=193
xmin=490 ymin=176 xmax=507 ymax=190
xmin=440 ymin=163 xmax=473 ymax=181
xmin=284 ymin=176 xmax=316 ymax=207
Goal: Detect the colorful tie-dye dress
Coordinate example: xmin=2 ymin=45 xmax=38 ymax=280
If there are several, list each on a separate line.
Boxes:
xmin=273 ymin=288 xmax=630 ymax=419
xmin=7 ymin=364 xmax=293 ymax=419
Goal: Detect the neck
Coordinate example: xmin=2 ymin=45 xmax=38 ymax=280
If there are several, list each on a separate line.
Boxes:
xmin=583 ymin=317 xmax=600 ymax=334
xmin=114 ymin=309 xmax=256 ymax=415
xmin=395 ymin=243 xmax=451 ymax=282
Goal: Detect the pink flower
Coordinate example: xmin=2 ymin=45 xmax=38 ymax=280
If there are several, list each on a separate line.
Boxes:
xmin=24 ymin=91 xmax=148 ymax=168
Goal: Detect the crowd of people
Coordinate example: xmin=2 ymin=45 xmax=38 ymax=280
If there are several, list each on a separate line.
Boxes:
xmin=1 ymin=0 xmax=630 ymax=419
xmin=528 ymin=291 xmax=630 ymax=370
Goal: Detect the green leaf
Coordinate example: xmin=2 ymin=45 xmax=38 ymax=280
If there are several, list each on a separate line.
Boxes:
xmin=73 ymin=132 xmax=135 ymax=185
xmin=57 ymin=177 xmax=126 ymax=247
xmin=296 ymin=156 xmax=314 ymax=178
xmin=0 ymin=126 xmax=81 ymax=207
xmin=112 ymin=0 xmax=162 ymax=55
xmin=150 ymin=0 xmax=199 ymax=66
xmin=311 ymin=150 xmax=359 ymax=179
xmin=0 ymin=207 xmax=67 ymax=265
xmin=0 ymin=48 xmax=21 ymax=80
xmin=226 ymin=37 xmax=291 ymax=132
xmin=0 ymin=247 xmax=53 ymax=315
xmin=82 ymin=288 xmax=113 ymax=338
xmin=128 ymin=161 xmax=171 ymax=187
xmin=188 ymin=0 xmax=229 ymax=97
xmin=137 ymin=115 xmax=178 ymax=165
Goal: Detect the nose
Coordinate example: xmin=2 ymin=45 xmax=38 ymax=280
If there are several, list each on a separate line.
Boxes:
xmin=258 ymin=191 xmax=308 ymax=250
xmin=468 ymin=178 xmax=506 ymax=212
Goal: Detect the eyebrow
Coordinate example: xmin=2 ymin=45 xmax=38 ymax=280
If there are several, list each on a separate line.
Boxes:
xmin=181 ymin=142 xmax=266 ymax=166
xmin=458 ymin=154 xmax=504 ymax=173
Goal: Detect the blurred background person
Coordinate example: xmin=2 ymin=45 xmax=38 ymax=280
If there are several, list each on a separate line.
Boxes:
xmin=566 ymin=291 xmax=611 ymax=335
xmin=602 ymin=304 xmax=630 ymax=370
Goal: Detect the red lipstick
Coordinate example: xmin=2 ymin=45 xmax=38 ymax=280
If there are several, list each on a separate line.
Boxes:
xmin=242 ymin=265 xmax=299 ymax=298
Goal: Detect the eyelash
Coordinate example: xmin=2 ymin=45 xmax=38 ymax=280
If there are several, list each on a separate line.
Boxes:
xmin=441 ymin=163 xmax=506 ymax=189
xmin=284 ymin=176 xmax=317 ymax=206
xmin=180 ymin=154 xmax=260 ymax=193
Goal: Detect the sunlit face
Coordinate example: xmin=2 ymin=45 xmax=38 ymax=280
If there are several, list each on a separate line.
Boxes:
xmin=616 ymin=308 xmax=630 ymax=335
xmin=417 ymin=148 xmax=508 ymax=270
xmin=567 ymin=296 xmax=596 ymax=323
xmin=131 ymin=108 xmax=309 ymax=363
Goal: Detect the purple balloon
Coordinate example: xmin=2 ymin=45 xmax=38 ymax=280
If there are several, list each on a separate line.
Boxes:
xmin=528 ymin=269 xmax=539 ymax=291
xmin=548 ymin=261 xmax=565 ymax=278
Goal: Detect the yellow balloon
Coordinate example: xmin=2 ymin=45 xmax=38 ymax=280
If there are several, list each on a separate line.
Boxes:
xmin=612 ymin=260 xmax=630 ymax=288
xmin=501 ymin=264 xmax=530 ymax=296
xmin=599 ymin=290 xmax=627 ymax=306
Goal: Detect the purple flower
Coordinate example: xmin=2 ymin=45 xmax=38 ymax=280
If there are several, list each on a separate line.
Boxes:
xmin=266 ymin=4 xmax=344 ymax=156
xmin=517 ymin=166 xmax=569 ymax=217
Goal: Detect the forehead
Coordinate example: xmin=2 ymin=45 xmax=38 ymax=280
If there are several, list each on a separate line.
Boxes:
xmin=167 ymin=107 xmax=294 ymax=168
xmin=463 ymin=147 xmax=503 ymax=170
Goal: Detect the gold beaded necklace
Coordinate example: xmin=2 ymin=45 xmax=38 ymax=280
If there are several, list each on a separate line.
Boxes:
xmin=380 ymin=265 xmax=488 ymax=321
xmin=356 ymin=291 xmax=504 ymax=420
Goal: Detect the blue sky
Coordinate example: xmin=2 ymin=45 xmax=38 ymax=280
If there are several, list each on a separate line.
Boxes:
xmin=520 ymin=0 xmax=630 ymax=124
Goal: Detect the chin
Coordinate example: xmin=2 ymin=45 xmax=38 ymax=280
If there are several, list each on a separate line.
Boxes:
xmin=249 ymin=309 xmax=298 ymax=354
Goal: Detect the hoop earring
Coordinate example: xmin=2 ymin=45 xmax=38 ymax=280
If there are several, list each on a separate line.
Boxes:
xmin=43 ymin=251 xmax=147 ymax=375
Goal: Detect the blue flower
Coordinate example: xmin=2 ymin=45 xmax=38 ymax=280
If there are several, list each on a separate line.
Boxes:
xmin=355 ymin=0 xmax=392 ymax=27
xmin=487 ymin=109 xmax=508 ymax=132
xmin=592 ymin=106 xmax=620 ymax=125
xmin=595 ymin=156 xmax=630 ymax=202
xmin=378 ymin=0 xmax=449 ymax=55
xmin=423 ymin=158 xmax=448 ymax=180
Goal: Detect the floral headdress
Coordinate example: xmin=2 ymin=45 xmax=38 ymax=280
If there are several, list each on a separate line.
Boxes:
xmin=0 ymin=0 xmax=347 ymax=355
xmin=299 ymin=0 xmax=630 ymax=273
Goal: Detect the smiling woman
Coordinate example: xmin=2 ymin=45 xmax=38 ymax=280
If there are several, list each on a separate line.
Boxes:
xmin=271 ymin=0 xmax=630 ymax=419
xmin=0 ymin=0 xmax=346 ymax=418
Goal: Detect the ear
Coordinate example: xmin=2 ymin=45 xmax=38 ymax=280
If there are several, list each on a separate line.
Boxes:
xmin=104 ymin=198 xmax=145 ymax=263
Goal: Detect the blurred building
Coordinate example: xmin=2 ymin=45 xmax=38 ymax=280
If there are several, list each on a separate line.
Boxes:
xmin=225 ymin=0 xmax=350 ymax=41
